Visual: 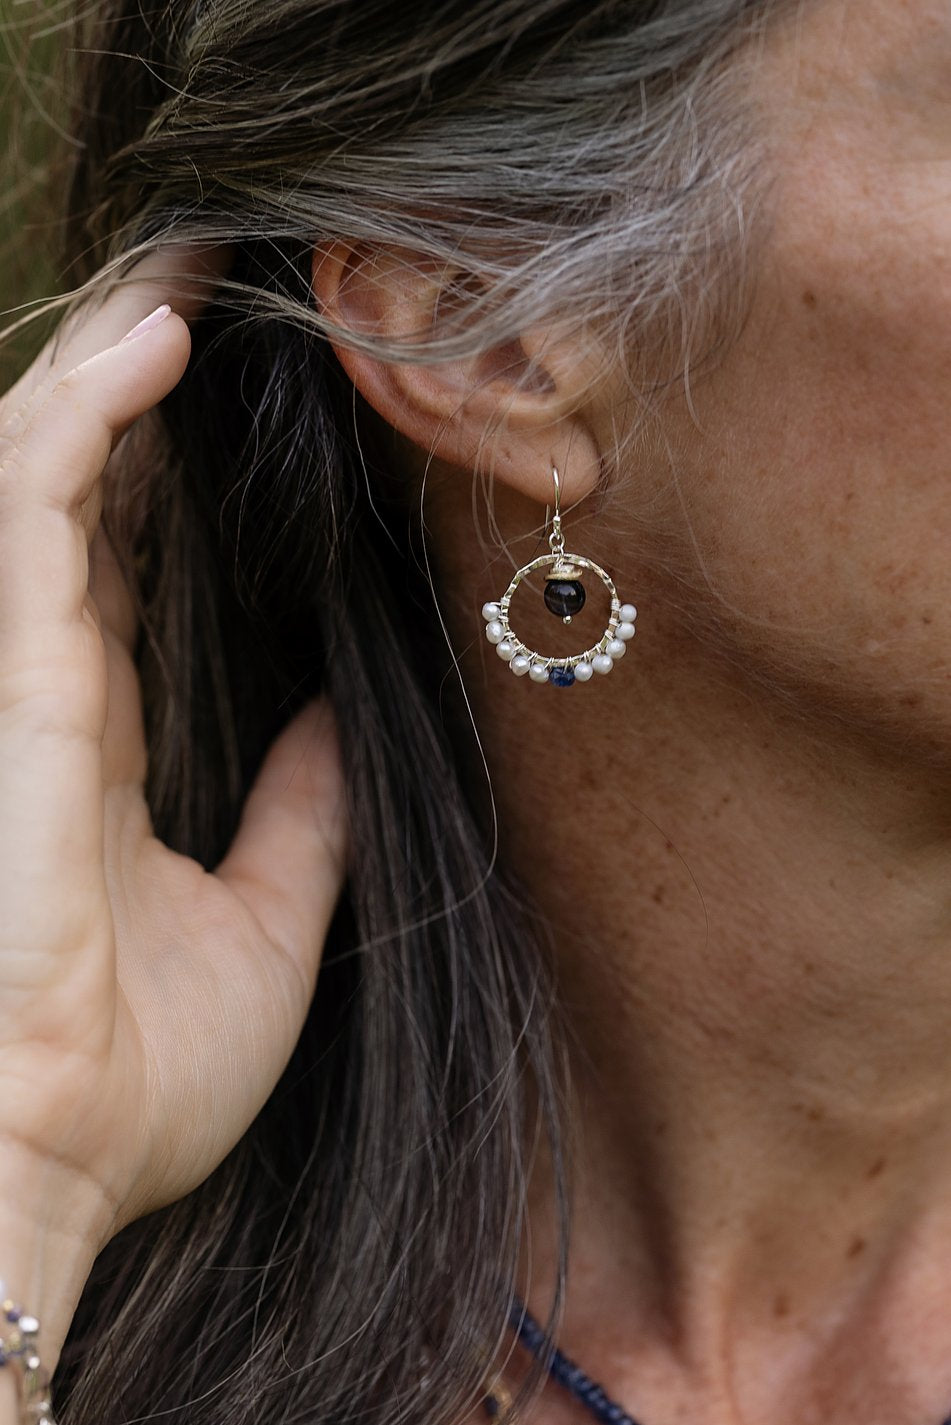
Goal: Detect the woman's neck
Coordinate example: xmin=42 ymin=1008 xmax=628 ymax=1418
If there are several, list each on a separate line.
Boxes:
xmin=432 ymin=487 xmax=951 ymax=1423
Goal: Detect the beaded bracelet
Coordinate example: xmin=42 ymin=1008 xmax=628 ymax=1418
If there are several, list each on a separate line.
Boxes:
xmin=0 ymin=1285 xmax=56 ymax=1425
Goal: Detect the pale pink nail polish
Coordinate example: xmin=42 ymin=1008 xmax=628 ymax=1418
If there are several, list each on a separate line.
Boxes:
xmin=119 ymin=303 xmax=172 ymax=344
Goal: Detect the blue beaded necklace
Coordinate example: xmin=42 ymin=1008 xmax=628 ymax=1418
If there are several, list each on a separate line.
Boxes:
xmin=483 ymin=1298 xmax=951 ymax=1425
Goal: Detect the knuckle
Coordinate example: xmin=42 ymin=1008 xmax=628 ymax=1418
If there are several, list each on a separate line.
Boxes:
xmin=49 ymin=367 xmax=94 ymax=420
xmin=0 ymin=403 xmax=27 ymax=451
xmin=0 ymin=399 xmax=38 ymax=480
xmin=0 ymin=375 xmax=112 ymax=510
xmin=0 ymin=637 xmax=108 ymax=739
xmin=48 ymin=369 xmax=115 ymax=448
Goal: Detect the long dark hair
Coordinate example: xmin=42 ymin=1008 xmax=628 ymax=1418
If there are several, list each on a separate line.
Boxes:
xmin=3 ymin=1 xmax=783 ymax=1420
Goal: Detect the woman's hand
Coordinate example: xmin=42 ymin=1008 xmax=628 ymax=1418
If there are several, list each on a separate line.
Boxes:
xmin=0 ymin=248 xmax=348 ymax=1373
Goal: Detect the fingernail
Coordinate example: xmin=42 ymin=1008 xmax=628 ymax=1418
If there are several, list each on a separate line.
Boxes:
xmin=119 ymin=303 xmax=172 ymax=344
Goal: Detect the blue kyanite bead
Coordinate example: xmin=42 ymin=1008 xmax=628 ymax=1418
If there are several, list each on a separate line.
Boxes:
xmin=5 ymin=1308 xmax=19 ymax=1323
xmin=549 ymin=667 xmax=576 ymax=687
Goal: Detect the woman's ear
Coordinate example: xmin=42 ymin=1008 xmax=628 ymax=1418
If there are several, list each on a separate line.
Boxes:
xmin=310 ymin=242 xmax=603 ymax=508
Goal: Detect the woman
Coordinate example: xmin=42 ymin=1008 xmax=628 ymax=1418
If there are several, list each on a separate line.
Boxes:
xmin=0 ymin=0 xmax=947 ymax=1420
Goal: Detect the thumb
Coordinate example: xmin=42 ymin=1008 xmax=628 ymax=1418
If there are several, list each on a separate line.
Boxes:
xmin=214 ymin=696 xmax=349 ymax=995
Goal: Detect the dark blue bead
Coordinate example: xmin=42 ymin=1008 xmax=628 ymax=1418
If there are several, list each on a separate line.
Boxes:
xmin=549 ymin=667 xmax=576 ymax=687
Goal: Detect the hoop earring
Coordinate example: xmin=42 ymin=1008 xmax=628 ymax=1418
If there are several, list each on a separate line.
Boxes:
xmin=480 ymin=466 xmax=637 ymax=687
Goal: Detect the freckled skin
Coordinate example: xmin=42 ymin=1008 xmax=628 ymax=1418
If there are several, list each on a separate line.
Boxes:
xmin=429 ymin=4 xmax=951 ymax=1423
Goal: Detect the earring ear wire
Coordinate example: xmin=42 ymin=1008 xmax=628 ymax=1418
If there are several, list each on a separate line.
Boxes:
xmin=481 ymin=465 xmax=637 ymax=687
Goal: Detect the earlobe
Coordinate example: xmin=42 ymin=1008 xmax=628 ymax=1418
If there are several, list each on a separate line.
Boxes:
xmin=310 ymin=241 xmax=603 ymax=508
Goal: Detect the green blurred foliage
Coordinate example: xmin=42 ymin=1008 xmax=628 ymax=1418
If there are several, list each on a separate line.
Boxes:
xmin=0 ymin=1 xmax=64 ymax=386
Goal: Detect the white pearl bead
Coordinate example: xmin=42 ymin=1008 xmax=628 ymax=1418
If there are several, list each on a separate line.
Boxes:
xmin=529 ymin=663 xmax=550 ymax=682
xmin=619 ymin=603 xmax=637 ymax=623
xmin=485 ymin=620 xmax=505 ymax=644
xmin=482 ymin=601 xmax=500 ymax=622
xmin=592 ymin=653 xmax=614 ymax=675
xmin=606 ymin=639 xmax=626 ymax=659
xmin=510 ymin=655 xmax=531 ymax=676
xmin=615 ymin=622 xmax=636 ymax=641
xmin=573 ymin=661 xmax=594 ymax=682
xmin=496 ymin=640 xmax=516 ymax=661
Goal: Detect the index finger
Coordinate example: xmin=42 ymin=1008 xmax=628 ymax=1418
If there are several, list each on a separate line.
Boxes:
xmin=5 ymin=243 xmax=232 ymax=412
